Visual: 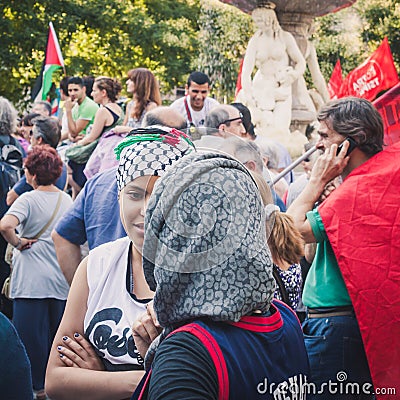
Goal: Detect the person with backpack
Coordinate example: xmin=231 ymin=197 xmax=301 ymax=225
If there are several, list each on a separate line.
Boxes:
xmin=132 ymin=152 xmax=309 ymax=399
xmin=0 ymin=96 xmax=25 ymax=319
xmin=0 ymin=97 xmax=25 ymax=207
xmin=6 ymin=116 xmax=67 ymax=207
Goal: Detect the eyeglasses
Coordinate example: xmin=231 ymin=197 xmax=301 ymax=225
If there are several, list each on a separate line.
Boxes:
xmin=221 ymin=112 xmax=244 ymax=126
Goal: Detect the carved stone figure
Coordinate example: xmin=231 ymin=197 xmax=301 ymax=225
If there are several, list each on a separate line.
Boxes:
xmin=238 ymin=1 xmax=307 ymax=138
xmin=291 ymin=22 xmax=330 ymax=117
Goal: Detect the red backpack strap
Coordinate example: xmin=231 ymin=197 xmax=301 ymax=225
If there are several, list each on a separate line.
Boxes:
xmin=168 ymin=323 xmax=230 ymax=400
xmin=183 ymin=96 xmax=193 ymax=126
xmin=134 ymin=369 xmax=152 ymax=400
xmin=272 ymin=298 xmax=302 ymax=327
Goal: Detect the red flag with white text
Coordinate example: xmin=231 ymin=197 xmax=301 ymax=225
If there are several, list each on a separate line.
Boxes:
xmin=340 ymin=37 xmax=399 ymax=101
xmin=327 ymin=59 xmax=343 ymax=99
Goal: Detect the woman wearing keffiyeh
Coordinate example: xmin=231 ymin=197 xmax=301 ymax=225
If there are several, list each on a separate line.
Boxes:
xmin=46 ymin=127 xmax=194 ymax=400
xmin=134 ymin=152 xmax=310 ymax=400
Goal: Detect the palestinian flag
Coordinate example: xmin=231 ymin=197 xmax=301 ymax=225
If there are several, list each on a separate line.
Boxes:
xmin=318 ymin=142 xmax=400 ymax=399
xmin=31 ymin=22 xmax=64 ymax=102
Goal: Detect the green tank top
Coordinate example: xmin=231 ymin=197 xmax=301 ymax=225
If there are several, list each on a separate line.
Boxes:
xmin=302 ymin=209 xmax=352 ymax=308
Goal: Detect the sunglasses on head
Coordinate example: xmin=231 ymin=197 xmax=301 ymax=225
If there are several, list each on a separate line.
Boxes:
xmin=221 ymin=112 xmax=244 ymax=126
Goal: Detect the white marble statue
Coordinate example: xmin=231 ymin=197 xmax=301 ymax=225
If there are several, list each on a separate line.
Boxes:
xmin=292 ymin=23 xmax=330 ymax=114
xmin=238 ymin=2 xmax=306 ymax=137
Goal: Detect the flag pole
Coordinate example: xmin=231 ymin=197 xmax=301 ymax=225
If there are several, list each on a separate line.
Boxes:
xmin=270 ymin=145 xmax=319 ymax=186
xmin=31 ymin=23 xmax=51 ymax=101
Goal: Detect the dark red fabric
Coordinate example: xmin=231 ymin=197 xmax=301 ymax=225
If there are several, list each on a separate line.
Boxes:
xmin=373 ymin=82 xmax=400 ymax=146
xmin=318 ymin=142 xmax=400 ymax=399
xmin=169 ymin=323 xmax=229 ymax=400
xmin=228 ymin=302 xmax=283 ymax=332
xmin=339 ymin=37 xmax=399 ymax=101
xmin=328 ymin=59 xmax=343 ymax=100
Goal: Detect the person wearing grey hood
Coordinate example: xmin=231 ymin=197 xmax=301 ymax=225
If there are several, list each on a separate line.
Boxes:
xmin=134 ymin=151 xmax=310 ymax=400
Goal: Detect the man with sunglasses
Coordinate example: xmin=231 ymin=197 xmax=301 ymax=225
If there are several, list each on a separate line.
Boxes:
xmin=6 ymin=117 xmax=67 ymax=206
xmin=205 ymin=104 xmax=247 ymax=138
xmin=170 ymin=71 xmax=219 ymax=128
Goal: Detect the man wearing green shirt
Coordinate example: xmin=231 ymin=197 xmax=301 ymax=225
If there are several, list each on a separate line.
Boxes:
xmin=288 ymin=97 xmax=384 ymax=399
xmin=64 ymin=76 xmax=98 ymax=142
xmin=64 ymin=77 xmax=98 ymax=197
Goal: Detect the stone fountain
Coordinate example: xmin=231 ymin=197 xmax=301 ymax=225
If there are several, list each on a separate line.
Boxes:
xmin=220 ymin=0 xmax=357 ymax=156
xmin=221 ymin=0 xmax=356 ymax=53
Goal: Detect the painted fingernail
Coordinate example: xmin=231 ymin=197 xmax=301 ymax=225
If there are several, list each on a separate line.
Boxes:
xmin=57 ymin=346 xmax=62 ymax=351
xmin=62 ymin=336 xmax=68 ymax=341
xmin=59 ymin=353 xmax=63 ymax=358
xmin=74 ymin=332 xmax=80 ymax=338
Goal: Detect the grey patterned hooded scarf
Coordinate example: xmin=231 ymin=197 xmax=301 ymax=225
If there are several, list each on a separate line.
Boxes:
xmin=143 ymin=151 xmax=275 ymax=327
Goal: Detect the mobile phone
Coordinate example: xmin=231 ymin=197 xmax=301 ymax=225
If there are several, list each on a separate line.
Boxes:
xmin=336 ymin=137 xmax=357 ymax=157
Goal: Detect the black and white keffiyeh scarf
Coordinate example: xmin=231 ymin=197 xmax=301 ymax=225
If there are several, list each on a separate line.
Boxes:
xmin=114 ymin=126 xmax=194 ymax=193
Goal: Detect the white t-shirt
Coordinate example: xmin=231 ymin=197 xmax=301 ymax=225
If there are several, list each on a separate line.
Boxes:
xmin=8 ymin=190 xmax=72 ymax=299
xmin=170 ymin=95 xmax=219 ymax=128
xmin=84 ymin=237 xmax=149 ymax=371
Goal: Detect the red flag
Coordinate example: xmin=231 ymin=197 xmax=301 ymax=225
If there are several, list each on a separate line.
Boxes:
xmin=327 ymin=59 xmax=343 ymax=99
xmin=234 ymin=59 xmax=244 ymax=99
xmin=340 ymin=37 xmax=399 ymax=101
xmin=318 ymin=142 xmax=400 ymax=399
xmin=373 ymin=82 xmax=400 ymax=146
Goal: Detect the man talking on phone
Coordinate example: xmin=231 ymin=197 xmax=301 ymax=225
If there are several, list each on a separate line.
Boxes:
xmin=287 ymin=97 xmax=400 ymax=399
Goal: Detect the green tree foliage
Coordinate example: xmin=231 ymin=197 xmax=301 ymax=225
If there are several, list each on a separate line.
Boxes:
xmin=0 ymin=0 xmax=199 ymax=107
xmin=356 ymin=0 xmax=400 ymax=67
xmin=195 ymin=0 xmax=253 ymax=102
xmin=313 ymin=9 xmax=364 ymax=79
xmin=313 ymin=0 xmax=399 ymax=81
xmin=1 ymin=0 xmax=399 ymax=109
xmin=143 ymin=0 xmax=200 ymax=92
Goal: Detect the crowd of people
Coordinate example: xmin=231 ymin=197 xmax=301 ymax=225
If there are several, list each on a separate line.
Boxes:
xmin=0 ymin=67 xmax=398 ymax=400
